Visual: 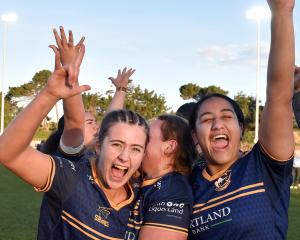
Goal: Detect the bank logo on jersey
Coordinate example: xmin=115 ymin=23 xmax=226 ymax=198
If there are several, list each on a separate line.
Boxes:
xmin=94 ymin=206 xmax=111 ymax=227
xmin=214 ymin=170 xmax=231 ymax=191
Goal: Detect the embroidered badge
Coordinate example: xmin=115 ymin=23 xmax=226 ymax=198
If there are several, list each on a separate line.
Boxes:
xmin=214 ymin=170 xmax=231 ymax=191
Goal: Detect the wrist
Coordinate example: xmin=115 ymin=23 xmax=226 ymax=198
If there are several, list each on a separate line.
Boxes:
xmin=41 ymin=88 xmax=60 ymax=102
xmin=116 ymin=86 xmax=127 ymax=92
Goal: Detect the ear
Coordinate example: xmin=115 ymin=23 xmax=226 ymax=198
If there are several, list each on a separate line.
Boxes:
xmin=191 ymin=130 xmax=198 ymax=146
xmin=164 ymin=139 xmax=177 ymax=156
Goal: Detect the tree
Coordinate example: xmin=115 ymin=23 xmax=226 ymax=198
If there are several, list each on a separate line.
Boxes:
xmin=0 ymin=92 xmax=21 ymax=128
xmin=82 ymin=84 xmax=169 ymax=121
xmin=6 ymin=70 xmax=52 ymax=101
xmin=179 ymin=83 xmax=201 ymax=100
xmin=179 ymin=83 xmax=228 ymax=101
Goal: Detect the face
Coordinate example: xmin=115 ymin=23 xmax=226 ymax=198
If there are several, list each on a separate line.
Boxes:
xmin=84 ymin=112 xmax=99 ymax=147
xmin=194 ymin=97 xmax=242 ymax=168
xmin=97 ymin=122 xmax=147 ymax=189
xmin=142 ymin=119 xmax=165 ymax=177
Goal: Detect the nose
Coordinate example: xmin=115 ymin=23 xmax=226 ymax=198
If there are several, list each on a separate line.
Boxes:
xmin=118 ymin=147 xmax=130 ymax=162
xmin=211 ymin=118 xmax=223 ymax=130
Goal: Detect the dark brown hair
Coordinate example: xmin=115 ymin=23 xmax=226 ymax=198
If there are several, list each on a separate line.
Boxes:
xmin=158 ymin=114 xmax=197 ymax=174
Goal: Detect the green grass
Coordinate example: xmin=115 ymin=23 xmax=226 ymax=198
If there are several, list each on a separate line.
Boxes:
xmin=0 ymin=165 xmax=299 ymax=239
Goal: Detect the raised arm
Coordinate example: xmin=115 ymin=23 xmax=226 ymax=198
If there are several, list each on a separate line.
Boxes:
xmin=259 ymin=0 xmax=295 ymax=160
xmin=51 ymin=26 xmax=86 ymax=149
xmin=293 ymin=66 xmax=300 ymax=127
xmin=0 ymin=41 xmax=90 ymax=188
xmin=106 ymin=67 xmax=135 ymax=113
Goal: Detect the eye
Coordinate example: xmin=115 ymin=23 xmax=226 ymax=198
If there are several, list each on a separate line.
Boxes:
xmin=132 ymin=147 xmax=142 ymax=153
xmin=112 ymin=142 xmax=122 ymax=149
xmin=201 ymin=118 xmax=213 ymax=123
xmin=222 ymin=115 xmax=233 ymax=120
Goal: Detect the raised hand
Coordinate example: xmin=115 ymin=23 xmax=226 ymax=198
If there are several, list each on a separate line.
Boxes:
xmin=108 ymin=67 xmax=135 ymax=89
xmin=49 ymin=26 xmax=85 ymax=87
xmin=44 ymin=46 xmax=90 ymax=101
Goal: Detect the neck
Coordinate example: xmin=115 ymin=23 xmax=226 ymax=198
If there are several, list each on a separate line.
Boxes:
xmin=145 ymin=165 xmax=174 ymax=180
xmin=101 ymin=182 xmax=129 ymax=205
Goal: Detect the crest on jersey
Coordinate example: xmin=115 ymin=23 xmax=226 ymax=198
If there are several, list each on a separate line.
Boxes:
xmin=94 ymin=206 xmax=111 ymax=227
xmin=214 ymin=170 xmax=231 ymax=191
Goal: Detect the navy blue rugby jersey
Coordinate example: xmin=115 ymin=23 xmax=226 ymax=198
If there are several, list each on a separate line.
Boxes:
xmin=36 ymin=156 xmax=139 ymax=240
xmin=125 ymin=172 xmax=193 ymax=240
xmin=189 ymin=143 xmax=293 ymax=240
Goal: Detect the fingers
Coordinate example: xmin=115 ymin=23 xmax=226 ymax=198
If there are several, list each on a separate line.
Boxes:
xmin=75 ymin=36 xmax=85 ymax=50
xmin=74 ymin=44 xmax=85 ymax=67
xmin=59 ymin=26 xmax=68 ymax=47
xmin=68 ymin=30 xmax=74 ymax=47
xmin=49 ymin=45 xmax=62 ymax=70
xmin=53 ymin=28 xmax=63 ymax=49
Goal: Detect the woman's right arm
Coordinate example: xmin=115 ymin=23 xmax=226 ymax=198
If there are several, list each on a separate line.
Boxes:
xmin=0 ymin=41 xmax=90 ymax=189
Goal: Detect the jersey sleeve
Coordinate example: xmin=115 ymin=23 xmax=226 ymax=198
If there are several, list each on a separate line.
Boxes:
xmin=254 ymin=143 xmax=293 ymax=204
xmin=142 ymin=176 xmax=192 ymax=236
xmin=35 ymin=155 xmax=81 ymax=203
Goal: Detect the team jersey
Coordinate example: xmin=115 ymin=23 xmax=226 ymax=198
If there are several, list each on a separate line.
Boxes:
xmin=189 ymin=143 xmax=293 ymax=240
xmin=125 ymin=172 xmax=193 ymax=240
xmin=36 ymin=155 xmax=139 ymax=240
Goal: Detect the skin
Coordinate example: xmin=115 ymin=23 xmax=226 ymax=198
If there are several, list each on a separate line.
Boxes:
xmin=84 ymin=112 xmax=98 ymax=148
xmin=142 ymin=119 xmax=175 ymax=179
xmin=194 ymin=97 xmax=242 ymax=175
xmin=95 ymin=122 xmax=147 ymax=204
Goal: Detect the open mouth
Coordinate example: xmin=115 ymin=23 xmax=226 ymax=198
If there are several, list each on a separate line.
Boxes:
xmin=111 ymin=164 xmax=129 ymax=179
xmin=212 ymin=134 xmax=229 ymax=149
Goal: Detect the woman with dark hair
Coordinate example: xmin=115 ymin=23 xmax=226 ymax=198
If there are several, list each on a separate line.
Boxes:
xmin=188 ymin=0 xmax=295 ymax=239
xmin=125 ymin=114 xmax=196 ymax=240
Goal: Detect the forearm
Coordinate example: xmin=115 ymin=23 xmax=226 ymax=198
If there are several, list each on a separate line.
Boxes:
xmin=106 ymin=89 xmax=126 ymax=113
xmin=267 ymin=11 xmax=294 ymax=102
xmin=62 ymin=93 xmax=85 ymax=146
xmin=0 ymin=90 xmax=57 ymax=163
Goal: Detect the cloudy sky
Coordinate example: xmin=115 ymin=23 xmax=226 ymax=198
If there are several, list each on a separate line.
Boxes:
xmin=1 ymin=0 xmax=300 ymax=114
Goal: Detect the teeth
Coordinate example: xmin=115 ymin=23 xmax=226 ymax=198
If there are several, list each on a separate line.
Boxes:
xmin=213 ymin=134 xmax=228 ymax=140
xmin=113 ymin=164 xmax=128 ymax=170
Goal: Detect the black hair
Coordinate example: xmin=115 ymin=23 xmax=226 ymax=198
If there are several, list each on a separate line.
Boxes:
xmin=189 ymin=93 xmax=245 ymax=135
xmin=175 ymin=102 xmax=197 ymax=121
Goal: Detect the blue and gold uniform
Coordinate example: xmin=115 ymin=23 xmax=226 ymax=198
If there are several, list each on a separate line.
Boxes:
xmin=36 ymin=155 xmax=138 ymax=240
xmin=125 ymin=172 xmax=193 ymax=240
xmin=189 ymin=143 xmax=293 ymax=240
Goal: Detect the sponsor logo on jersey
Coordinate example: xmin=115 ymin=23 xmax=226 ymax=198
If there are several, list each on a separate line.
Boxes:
xmin=214 ymin=170 xmax=231 ymax=191
xmin=190 ymin=206 xmax=231 ymax=234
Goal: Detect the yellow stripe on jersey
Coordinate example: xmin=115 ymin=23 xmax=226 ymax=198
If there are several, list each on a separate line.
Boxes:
xmin=142 ymin=225 xmax=188 ymax=235
xmin=143 ymin=222 xmax=188 ymax=233
xmin=193 ymin=189 xmax=265 ymax=214
xmin=127 ymin=223 xmax=142 ymax=230
xmin=34 ymin=156 xmax=56 ymax=192
xmin=128 ymin=218 xmax=143 ymax=225
xmin=62 ymin=210 xmax=123 ymax=240
xmin=193 ymin=182 xmax=264 ymax=209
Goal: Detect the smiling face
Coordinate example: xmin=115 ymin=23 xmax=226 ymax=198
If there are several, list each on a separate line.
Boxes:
xmin=194 ymin=97 xmax=242 ymax=169
xmin=97 ymin=122 xmax=147 ymax=189
xmin=84 ymin=112 xmax=99 ymax=147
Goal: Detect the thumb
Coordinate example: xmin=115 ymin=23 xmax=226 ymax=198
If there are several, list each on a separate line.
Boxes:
xmin=73 ymin=85 xmax=91 ymax=95
xmin=49 ymin=45 xmax=61 ymax=70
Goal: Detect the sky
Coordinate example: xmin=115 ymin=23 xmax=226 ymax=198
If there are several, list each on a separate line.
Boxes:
xmin=1 ymin=0 xmax=300 ymax=118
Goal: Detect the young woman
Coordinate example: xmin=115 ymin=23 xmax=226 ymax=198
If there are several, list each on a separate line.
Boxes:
xmin=0 ymin=31 xmax=150 ymax=240
xmin=125 ymin=114 xmax=197 ymax=240
xmin=188 ymin=0 xmax=295 ymax=239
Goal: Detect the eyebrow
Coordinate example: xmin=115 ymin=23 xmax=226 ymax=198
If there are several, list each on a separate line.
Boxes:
xmin=199 ymin=108 xmax=234 ymax=118
xmin=110 ymin=139 xmax=145 ymax=149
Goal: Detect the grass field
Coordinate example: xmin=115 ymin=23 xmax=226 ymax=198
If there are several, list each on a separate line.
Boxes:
xmin=0 ymin=165 xmax=299 ymax=239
